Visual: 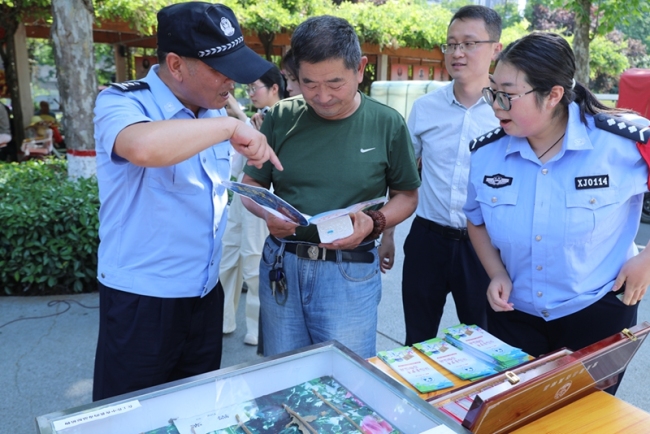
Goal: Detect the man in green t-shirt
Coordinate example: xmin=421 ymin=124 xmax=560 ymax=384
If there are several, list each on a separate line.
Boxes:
xmin=242 ymin=15 xmax=420 ymax=359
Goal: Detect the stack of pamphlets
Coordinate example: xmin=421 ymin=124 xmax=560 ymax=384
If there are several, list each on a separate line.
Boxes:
xmin=377 ymin=346 xmax=454 ymax=393
xmin=443 ymin=324 xmax=530 ymax=371
xmin=414 ymin=338 xmax=498 ymax=381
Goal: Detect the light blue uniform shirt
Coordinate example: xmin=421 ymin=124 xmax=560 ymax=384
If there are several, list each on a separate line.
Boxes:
xmin=94 ymin=65 xmax=230 ymax=298
xmin=464 ymin=102 xmax=648 ymax=320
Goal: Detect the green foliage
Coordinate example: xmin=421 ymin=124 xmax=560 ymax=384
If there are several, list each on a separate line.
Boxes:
xmin=588 ymin=35 xmax=630 ymax=92
xmin=336 ymin=0 xmax=450 ymax=49
xmin=95 ymin=0 xmax=450 ymax=50
xmin=500 ymin=19 xmax=532 ymax=48
xmin=617 ymin=13 xmax=650 ymax=49
xmin=94 ymin=43 xmax=116 ymax=86
xmin=589 ymin=35 xmax=629 ymax=78
xmin=95 ymin=0 xmax=168 ymax=35
xmin=0 ymin=159 xmax=99 ymax=295
xmin=438 ymin=0 xmax=473 ymax=13
xmin=544 ymin=0 xmax=650 ymax=37
xmin=493 ymin=1 xmax=523 ymax=29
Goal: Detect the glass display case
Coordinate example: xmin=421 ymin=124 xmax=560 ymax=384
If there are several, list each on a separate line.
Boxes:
xmin=36 ymin=341 xmax=468 ymax=434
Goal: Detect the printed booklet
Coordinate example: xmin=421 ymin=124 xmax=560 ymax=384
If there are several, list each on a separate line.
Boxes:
xmin=413 ymin=338 xmax=498 ymax=381
xmin=443 ymin=324 xmax=530 ymax=370
xmin=377 ymin=346 xmax=453 ymax=393
xmin=222 ymin=181 xmax=385 ymax=243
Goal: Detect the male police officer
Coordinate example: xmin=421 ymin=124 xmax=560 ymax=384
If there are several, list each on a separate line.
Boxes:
xmin=92 ymin=2 xmax=280 ymax=400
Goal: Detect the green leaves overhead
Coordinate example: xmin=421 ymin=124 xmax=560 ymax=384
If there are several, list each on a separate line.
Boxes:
xmin=93 ymin=0 xmax=450 ymax=49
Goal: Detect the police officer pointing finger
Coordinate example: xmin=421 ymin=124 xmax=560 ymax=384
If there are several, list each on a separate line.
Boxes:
xmin=92 ymin=2 xmax=280 ymax=401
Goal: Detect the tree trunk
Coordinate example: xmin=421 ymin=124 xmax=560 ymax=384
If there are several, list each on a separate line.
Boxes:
xmin=572 ymin=0 xmax=592 ymax=86
xmin=0 ymin=8 xmax=25 ymax=158
xmin=258 ymin=31 xmax=275 ymax=62
xmin=51 ymin=0 xmax=97 ymax=179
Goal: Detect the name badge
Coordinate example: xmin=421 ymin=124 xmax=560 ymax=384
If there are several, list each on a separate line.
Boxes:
xmin=483 ymin=174 xmax=513 ymax=188
xmin=575 ymin=175 xmax=609 ymax=190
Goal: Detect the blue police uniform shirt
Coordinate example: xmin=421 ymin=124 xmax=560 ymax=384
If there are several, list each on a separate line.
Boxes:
xmin=464 ymin=102 xmax=648 ymax=320
xmin=94 ymin=65 xmax=230 ymax=298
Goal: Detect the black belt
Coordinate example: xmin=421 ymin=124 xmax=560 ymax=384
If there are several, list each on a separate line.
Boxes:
xmin=270 ymin=236 xmax=375 ymax=263
xmin=415 ymin=216 xmax=468 ymax=241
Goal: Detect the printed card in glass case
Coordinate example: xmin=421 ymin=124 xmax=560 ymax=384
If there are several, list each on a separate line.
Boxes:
xmin=36 ymin=341 xmax=468 ymax=434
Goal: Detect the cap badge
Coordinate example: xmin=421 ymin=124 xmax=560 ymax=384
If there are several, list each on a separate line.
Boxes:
xmin=220 ymin=17 xmax=235 ymax=36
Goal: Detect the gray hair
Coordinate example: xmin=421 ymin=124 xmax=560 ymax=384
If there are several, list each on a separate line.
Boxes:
xmin=291 ymin=15 xmax=362 ymax=71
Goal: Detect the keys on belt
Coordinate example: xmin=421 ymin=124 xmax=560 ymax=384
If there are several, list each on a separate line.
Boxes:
xmin=269 ymin=253 xmax=288 ymax=305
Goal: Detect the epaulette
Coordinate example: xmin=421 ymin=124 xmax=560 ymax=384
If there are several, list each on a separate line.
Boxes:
xmin=594 ymin=113 xmax=649 ymax=144
xmin=109 ymin=80 xmax=150 ymax=92
xmin=469 ymin=127 xmax=507 ymax=152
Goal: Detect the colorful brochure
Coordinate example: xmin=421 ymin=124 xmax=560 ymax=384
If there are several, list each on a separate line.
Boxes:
xmin=377 ymin=346 xmax=454 ymax=393
xmin=414 ymin=338 xmax=498 ymax=380
xmin=443 ymin=324 xmax=529 ymax=370
xmin=222 ymin=181 xmax=385 ymax=242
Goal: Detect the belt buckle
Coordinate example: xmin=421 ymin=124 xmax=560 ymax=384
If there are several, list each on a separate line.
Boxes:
xmin=308 ymin=246 xmax=320 ymax=260
xmin=443 ymin=226 xmax=458 ymax=240
xmin=298 ymin=244 xmax=326 ymax=260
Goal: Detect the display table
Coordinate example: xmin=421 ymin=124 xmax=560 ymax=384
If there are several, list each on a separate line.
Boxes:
xmin=370 ymin=356 xmax=650 ymax=433
xmin=37 ymin=325 xmax=650 ymax=434
xmin=369 ymin=322 xmax=650 ymax=433
xmin=512 ymin=392 xmax=650 ymax=433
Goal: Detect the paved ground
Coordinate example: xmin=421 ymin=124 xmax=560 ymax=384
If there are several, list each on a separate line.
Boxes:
xmin=2 ymin=217 xmax=649 ymax=433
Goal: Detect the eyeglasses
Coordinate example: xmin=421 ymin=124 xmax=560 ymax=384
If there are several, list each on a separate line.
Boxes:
xmin=482 ymin=87 xmax=538 ymax=111
xmin=247 ymin=85 xmax=267 ymax=95
xmin=440 ymin=41 xmax=495 ymax=53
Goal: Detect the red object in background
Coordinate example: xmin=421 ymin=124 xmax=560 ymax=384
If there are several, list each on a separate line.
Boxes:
xmin=617 ymin=68 xmax=650 ymax=117
xmin=0 ymin=70 xmax=8 ymax=98
xmin=617 ymin=68 xmax=650 ymax=188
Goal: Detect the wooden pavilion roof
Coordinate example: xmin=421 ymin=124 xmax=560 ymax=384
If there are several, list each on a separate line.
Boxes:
xmin=23 ymin=18 xmax=443 ymax=67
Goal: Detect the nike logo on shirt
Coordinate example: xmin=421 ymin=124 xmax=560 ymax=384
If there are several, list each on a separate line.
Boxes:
xmin=360 ymin=148 xmax=376 ymax=153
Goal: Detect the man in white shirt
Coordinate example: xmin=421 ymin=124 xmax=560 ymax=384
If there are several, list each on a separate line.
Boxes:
xmin=402 ymin=5 xmax=502 ymax=345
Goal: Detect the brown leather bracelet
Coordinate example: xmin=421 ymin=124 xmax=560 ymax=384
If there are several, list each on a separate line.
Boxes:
xmin=364 ymin=210 xmax=386 ymax=241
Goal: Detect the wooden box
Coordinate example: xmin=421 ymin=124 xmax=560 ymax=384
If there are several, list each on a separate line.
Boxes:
xmin=429 ymin=322 xmax=650 ymax=434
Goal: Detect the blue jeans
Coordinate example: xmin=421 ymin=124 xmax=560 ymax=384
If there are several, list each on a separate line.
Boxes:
xmin=259 ymin=237 xmax=382 ymax=359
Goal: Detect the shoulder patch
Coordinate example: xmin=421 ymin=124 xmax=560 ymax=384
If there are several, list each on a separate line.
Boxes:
xmin=594 ymin=113 xmax=649 ymax=144
xmin=469 ymin=127 xmax=507 ymax=152
xmin=109 ymin=80 xmax=150 ymax=92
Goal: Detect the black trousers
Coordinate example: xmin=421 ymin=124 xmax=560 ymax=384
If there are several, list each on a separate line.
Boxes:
xmin=402 ymin=217 xmax=490 ymax=346
xmin=93 ymin=281 xmax=224 ymax=401
xmin=488 ymin=291 xmax=638 ymax=395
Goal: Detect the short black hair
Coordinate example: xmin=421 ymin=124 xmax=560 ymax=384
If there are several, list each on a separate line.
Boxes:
xmin=450 ymin=5 xmax=502 ymax=42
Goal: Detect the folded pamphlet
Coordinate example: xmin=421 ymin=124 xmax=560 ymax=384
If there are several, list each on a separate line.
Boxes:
xmin=414 ymin=337 xmax=498 ymax=381
xmin=443 ymin=324 xmax=529 ymax=371
xmin=377 ymin=346 xmax=453 ymax=393
xmin=222 ymin=180 xmax=385 ymax=242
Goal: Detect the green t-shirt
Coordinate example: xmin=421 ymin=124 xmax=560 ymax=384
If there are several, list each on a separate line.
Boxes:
xmin=245 ymin=92 xmax=421 ymax=242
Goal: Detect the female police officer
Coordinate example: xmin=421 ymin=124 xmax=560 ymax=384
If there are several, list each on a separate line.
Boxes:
xmin=463 ymin=32 xmax=650 ymax=393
